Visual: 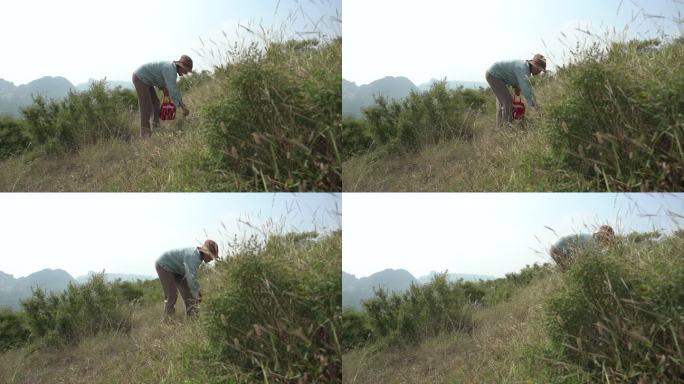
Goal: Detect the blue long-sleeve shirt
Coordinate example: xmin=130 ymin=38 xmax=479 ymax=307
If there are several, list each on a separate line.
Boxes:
xmin=134 ymin=61 xmax=185 ymax=107
xmin=552 ymin=234 xmax=593 ymax=256
xmin=156 ymin=247 xmax=202 ymax=298
xmin=487 ymin=60 xmax=537 ymax=107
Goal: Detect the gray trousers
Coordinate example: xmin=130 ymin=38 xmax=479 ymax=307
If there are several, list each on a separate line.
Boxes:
xmin=132 ymin=74 xmax=160 ymax=138
xmin=155 ymin=262 xmax=198 ymax=317
xmin=485 ymin=71 xmax=512 ymax=128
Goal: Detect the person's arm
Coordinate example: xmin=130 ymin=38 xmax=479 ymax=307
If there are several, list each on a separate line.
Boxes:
xmin=183 ymin=261 xmax=201 ymax=299
xmin=516 ymin=75 xmax=537 ymax=107
xmin=162 ymin=67 xmax=186 ymax=108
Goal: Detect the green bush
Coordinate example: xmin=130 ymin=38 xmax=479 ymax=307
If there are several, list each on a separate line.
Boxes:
xmin=0 ymin=308 xmax=30 ymax=351
xmin=21 ymin=81 xmax=137 ymax=153
xmin=201 ymin=231 xmax=341 ymax=383
xmin=0 ymin=116 xmax=30 ymax=159
xmin=21 ymin=274 xmax=132 ymax=346
xmin=362 ymin=82 xmax=486 ymax=153
xmin=341 ymin=308 xmax=373 ymax=351
xmin=362 ymin=273 xmax=473 ymax=346
xmin=544 ymin=234 xmax=684 ymax=382
xmin=204 ymin=38 xmax=341 ymax=191
xmin=545 ymin=38 xmax=684 ymax=190
xmin=341 ymin=117 xmax=373 ymax=159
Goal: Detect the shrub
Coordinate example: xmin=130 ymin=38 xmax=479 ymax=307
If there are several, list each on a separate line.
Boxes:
xmin=544 ymin=234 xmax=684 ymax=382
xmin=21 ymin=273 xmax=132 ymax=346
xmin=341 ymin=308 xmax=373 ymax=351
xmin=361 ymin=82 xmax=486 ymax=153
xmin=0 ymin=308 xmax=30 ymax=351
xmin=204 ymin=38 xmax=341 ymax=191
xmin=21 ymin=81 xmax=137 ymax=152
xmin=201 ymin=231 xmax=341 ymax=383
xmin=545 ymin=38 xmax=684 ymax=190
xmin=0 ymin=116 xmax=30 ymax=159
xmin=362 ymin=273 xmax=473 ymax=346
xmin=341 ymin=117 xmax=373 ymax=159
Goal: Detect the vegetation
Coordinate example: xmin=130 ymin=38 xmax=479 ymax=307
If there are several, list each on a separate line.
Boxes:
xmin=0 ymin=36 xmax=341 ymax=192
xmin=343 ymin=35 xmax=684 ymax=191
xmin=0 ymin=230 xmax=341 ymax=384
xmin=342 ymin=232 xmax=684 ymax=383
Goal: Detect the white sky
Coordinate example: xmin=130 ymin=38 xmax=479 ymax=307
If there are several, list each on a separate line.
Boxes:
xmin=0 ymin=193 xmax=340 ymax=279
xmin=342 ymin=193 xmax=684 ymax=279
xmin=1 ymin=0 xmax=341 ymax=86
xmin=343 ymin=0 xmax=684 ymax=85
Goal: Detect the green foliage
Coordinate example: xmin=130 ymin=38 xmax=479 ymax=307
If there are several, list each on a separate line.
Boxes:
xmin=362 ymin=82 xmax=486 ymax=153
xmin=544 ymin=38 xmax=684 ymax=190
xmin=341 ymin=308 xmax=373 ymax=351
xmin=21 ymin=81 xmax=137 ymax=153
xmin=0 ymin=309 xmax=30 ymax=351
xmin=362 ymin=274 xmax=473 ymax=346
xmin=20 ymin=274 xmax=132 ymax=347
xmin=200 ymin=231 xmax=341 ymax=383
xmin=0 ymin=116 xmax=30 ymax=159
xmin=544 ymin=234 xmax=684 ymax=382
xmin=203 ymin=38 xmax=341 ymax=191
xmin=341 ymin=117 xmax=373 ymax=159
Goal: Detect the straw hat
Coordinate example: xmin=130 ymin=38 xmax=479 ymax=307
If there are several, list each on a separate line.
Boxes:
xmin=198 ymin=239 xmax=219 ymax=260
xmin=174 ymin=54 xmax=194 ymax=73
xmin=529 ymin=54 xmax=547 ymax=72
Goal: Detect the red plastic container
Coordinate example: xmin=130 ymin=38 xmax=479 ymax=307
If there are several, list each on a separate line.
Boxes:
xmin=160 ymin=96 xmax=176 ymax=120
xmin=512 ymin=95 xmax=525 ymax=120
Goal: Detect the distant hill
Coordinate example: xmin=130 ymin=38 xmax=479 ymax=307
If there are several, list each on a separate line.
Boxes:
xmin=75 ymin=271 xmax=154 ymax=284
xmin=416 ymin=271 xmax=495 ymax=284
xmin=0 ymin=269 xmax=76 ymax=309
xmin=342 ymin=76 xmax=418 ymax=118
xmin=0 ymin=269 xmax=155 ymax=310
xmin=417 ymin=79 xmax=487 ymax=92
xmin=342 ymin=269 xmax=496 ymax=310
xmin=343 ymin=269 xmax=417 ymax=310
xmin=342 ymin=76 xmax=487 ymax=118
xmin=0 ymin=77 xmax=133 ymax=117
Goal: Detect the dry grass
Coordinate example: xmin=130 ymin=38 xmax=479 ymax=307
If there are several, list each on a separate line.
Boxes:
xmin=342 ymin=109 xmax=579 ymax=191
xmin=342 ymin=274 xmax=563 ymax=384
xmin=0 ymin=304 xmax=225 ymax=384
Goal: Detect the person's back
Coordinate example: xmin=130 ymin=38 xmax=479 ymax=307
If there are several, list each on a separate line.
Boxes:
xmin=552 ymin=233 xmax=593 ymax=258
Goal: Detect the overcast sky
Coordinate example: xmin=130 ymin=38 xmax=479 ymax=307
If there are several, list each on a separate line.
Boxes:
xmin=0 ymin=193 xmax=340 ymax=279
xmin=343 ymin=193 xmax=684 ymax=279
xmin=2 ymin=0 xmax=340 ymax=86
xmin=343 ymin=0 xmax=683 ymax=85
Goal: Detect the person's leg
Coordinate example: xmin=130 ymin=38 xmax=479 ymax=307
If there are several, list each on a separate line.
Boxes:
xmin=150 ymin=87 xmax=160 ymax=130
xmin=485 ymin=71 xmax=513 ymax=128
xmin=174 ymin=275 xmax=199 ymax=317
xmin=155 ymin=262 xmax=179 ymax=316
xmin=132 ymin=74 xmax=152 ymax=138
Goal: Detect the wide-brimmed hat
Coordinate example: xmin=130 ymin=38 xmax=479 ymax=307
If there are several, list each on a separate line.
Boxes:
xmin=175 ymin=54 xmax=193 ymax=73
xmin=529 ymin=54 xmax=547 ymax=72
xmin=198 ymin=239 xmax=219 ymax=260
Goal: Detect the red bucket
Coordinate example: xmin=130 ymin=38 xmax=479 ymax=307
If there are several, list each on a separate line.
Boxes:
xmin=512 ymin=95 xmax=525 ymax=120
xmin=160 ymin=96 xmax=176 ymax=121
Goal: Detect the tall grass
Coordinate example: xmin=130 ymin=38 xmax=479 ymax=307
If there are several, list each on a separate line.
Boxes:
xmin=544 ymin=37 xmax=684 ymax=190
xmin=203 ymin=37 xmax=341 ymax=191
xmin=543 ymin=233 xmax=684 ymax=382
xmin=200 ymin=231 xmax=342 ymax=383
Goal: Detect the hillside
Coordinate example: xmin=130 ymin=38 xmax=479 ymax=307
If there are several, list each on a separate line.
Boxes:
xmin=342 ymin=36 xmax=684 ymax=192
xmin=0 ymin=269 xmax=155 ymax=310
xmin=0 ymin=231 xmax=342 ymax=383
xmin=343 ymin=269 xmax=495 ymax=310
xmin=342 ymin=233 xmax=684 ymax=383
xmin=0 ymin=36 xmax=341 ymax=192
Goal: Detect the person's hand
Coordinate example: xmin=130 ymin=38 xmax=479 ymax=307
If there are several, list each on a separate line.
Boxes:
xmin=182 ymin=106 xmax=190 ymax=117
xmin=162 ymin=87 xmax=169 ymax=97
xmin=513 ymin=86 xmax=521 ymax=96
